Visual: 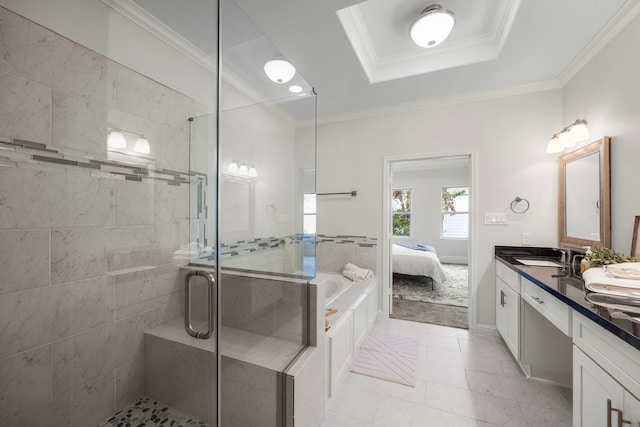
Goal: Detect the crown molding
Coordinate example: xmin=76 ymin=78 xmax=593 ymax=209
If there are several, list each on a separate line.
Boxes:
xmin=318 ymin=79 xmax=561 ymax=125
xmin=558 ymin=0 xmax=640 ymax=86
xmin=102 ymin=0 xmax=301 ymax=126
xmin=101 ymin=0 xmax=217 ymax=73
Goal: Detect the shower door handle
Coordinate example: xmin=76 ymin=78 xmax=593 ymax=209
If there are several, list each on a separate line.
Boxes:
xmin=185 ymin=270 xmax=216 ymax=339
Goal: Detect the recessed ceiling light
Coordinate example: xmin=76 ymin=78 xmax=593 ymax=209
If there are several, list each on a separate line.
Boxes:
xmin=289 ymin=85 xmax=303 ymax=93
xmin=409 ymin=4 xmax=455 ymax=48
xmin=264 ymin=59 xmax=296 ymax=84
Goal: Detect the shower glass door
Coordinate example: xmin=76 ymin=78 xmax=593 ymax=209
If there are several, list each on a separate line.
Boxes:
xmin=212 ymin=1 xmax=318 ymax=425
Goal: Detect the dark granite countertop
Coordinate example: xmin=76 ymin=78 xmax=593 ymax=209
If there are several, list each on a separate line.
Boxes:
xmin=495 ymin=246 xmax=640 ymax=352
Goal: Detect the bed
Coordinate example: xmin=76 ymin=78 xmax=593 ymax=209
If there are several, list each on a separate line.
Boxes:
xmin=392 ymin=243 xmax=447 ymax=286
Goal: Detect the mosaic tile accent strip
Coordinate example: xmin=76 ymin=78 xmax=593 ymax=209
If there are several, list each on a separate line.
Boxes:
xmin=219 ymin=236 xmax=287 ymax=259
xmin=0 ymin=136 xmax=192 ymax=186
xmin=98 ymin=396 xmax=209 ymax=427
xmin=219 ymin=234 xmax=316 ymax=259
xmin=316 ymin=234 xmax=377 ymax=247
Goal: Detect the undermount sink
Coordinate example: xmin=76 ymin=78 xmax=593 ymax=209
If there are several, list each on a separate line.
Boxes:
xmin=515 ymin=258 xmax=565 ymax=267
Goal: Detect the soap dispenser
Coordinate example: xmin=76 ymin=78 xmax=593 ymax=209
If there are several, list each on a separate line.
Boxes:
xmin=580 ymin=246 xmax=592 ymax=273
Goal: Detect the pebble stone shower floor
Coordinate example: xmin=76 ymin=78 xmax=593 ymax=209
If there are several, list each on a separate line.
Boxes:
xmin=98 ymin=397 xmax=208 ymax=427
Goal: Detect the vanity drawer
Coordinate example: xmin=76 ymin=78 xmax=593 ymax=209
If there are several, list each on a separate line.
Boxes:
xmin=496 ymin=261 xmax=520 ymax=293
xmin=522 ymin=277 xmax=572 ymax=336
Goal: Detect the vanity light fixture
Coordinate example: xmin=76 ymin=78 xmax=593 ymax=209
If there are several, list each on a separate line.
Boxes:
xmin=133 ymin=137 xmax=150 ymax=154
xmin=546 ymin=119 xmax=590 ymax=153
xmin=108 ymin=131 xmax=127 ymax=149
xmin=409 ymin=4 xmax=456 ymax=48
xmin=227 ymin=160 xmax=257 ymax=178
xmin=264 ymin=59 xmax=296 ymax=84
xmin=228 ymin=160 xmax=239 ymax=174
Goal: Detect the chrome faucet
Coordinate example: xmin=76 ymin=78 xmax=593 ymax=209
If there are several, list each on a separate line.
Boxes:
xmin=558 ymin=249 xmax=567 ymax=265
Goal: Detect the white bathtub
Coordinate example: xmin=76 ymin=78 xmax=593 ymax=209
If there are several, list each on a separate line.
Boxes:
xmin=317 ymin=273 xmax=354 ymax=307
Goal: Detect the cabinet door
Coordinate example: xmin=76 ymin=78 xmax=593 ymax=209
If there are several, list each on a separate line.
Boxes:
xmin=623 ymin=390 xmax=640 ymax=426
xmin=496 ymin=277 xmax=509 ymax=340
xmin=496 ymin=277 xmax=519 ymax=359
xmin=504 ymin=282 xmax=520 ymax=359
xmin=574 ymin=345 xmax=624 ymax=427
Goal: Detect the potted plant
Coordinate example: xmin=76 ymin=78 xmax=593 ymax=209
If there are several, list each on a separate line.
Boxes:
xmin=584 ymin=247 xmax=634 ymax=268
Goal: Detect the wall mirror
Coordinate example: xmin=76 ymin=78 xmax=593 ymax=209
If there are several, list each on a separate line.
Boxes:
xmin=559 ymin=136 xmax=611 ymax=249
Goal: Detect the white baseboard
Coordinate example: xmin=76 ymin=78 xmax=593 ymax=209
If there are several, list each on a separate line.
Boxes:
xmin=474 ymin=324 xmax=498 ymax=336
xmin=439 ymin=256 xmax=468 ymax=265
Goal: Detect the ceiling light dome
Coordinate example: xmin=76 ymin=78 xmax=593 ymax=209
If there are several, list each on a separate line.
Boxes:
xmin=409 ymin=4 xmax=455 ymax=48
xmin=264 ymin=59 xmax=296 ymax=84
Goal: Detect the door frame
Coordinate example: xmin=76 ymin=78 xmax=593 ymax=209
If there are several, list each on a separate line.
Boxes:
xmin=382 ymin=151 xmax=478 ymax=332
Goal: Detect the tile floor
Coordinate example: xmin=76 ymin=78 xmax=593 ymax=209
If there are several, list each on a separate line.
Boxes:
xmin=98 ymin=396 xmax=208 ymax=427
xmin=320 ymin=318 xmax=572 ymax=426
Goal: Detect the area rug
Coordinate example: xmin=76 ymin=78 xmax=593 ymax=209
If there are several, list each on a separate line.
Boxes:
xmin=393 ymin=263 xmax=468 ymax=307
xmin=391 ymin=298 xmax=468 ymax=329
xmin=349 ymin=333 xmax=418 ymax=386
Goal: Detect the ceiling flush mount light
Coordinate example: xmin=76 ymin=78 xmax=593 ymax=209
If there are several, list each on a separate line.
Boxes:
xmin=264 ymin=59 xmax=296 ymax=84
xmin=546 ymin=119 xmax=590 ymax=153
xmin=289 ymin=85 xmax=302 ymax=93
xmin=410 ymin=4 xmax=455 ymax=48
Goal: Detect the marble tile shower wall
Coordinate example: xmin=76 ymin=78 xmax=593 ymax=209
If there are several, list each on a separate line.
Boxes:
xmin=0 ymin=8 xmax=207 ymax=427
xmin=316 ymin=235 xmax=378 ymax=274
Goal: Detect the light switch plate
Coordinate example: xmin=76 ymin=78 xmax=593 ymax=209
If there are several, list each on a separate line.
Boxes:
xmin=484 ymin=213 xmax=508 ymax=225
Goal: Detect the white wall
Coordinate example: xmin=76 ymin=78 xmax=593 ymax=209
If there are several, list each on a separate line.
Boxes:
xmin=562 ymin=11 xmax=640 ymax=255
xmin=392 ymin=167 xmax=469 ymax=264
xmin=317 ymin=89 xmax=562 ymax=327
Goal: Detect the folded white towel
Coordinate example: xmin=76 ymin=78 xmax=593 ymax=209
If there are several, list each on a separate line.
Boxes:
xmin=583 ymin=263 xmax=640 ymax=297
xmin=342 ymin=269 xmax=358 ymax=281
xmin=343 ymin=263 xmax=375 ymax=281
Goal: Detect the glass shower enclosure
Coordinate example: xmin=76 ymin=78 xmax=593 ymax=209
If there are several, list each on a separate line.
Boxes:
xmin=0 ymin=0 xmax=315 ymax=426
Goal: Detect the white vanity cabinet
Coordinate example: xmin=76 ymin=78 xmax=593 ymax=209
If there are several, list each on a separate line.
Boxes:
xmin=495 ymin=261 xmax=520 ymax=360
xmin=521 ymin=277 xmax=571 ymax=336
xmin=573 ymin=312 xmax=640 ymax=427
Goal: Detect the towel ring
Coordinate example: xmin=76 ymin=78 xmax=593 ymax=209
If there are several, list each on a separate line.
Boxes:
xmin=510 ymin=196 xmax=530 ymax=214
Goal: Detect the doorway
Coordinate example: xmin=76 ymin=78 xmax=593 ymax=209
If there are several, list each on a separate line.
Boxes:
xmin=382 ymin=154 xmax=475 ymax=330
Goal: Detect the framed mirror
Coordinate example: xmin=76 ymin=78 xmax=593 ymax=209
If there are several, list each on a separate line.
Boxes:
xmin=559 ymin=136 xmax=611 ymax=249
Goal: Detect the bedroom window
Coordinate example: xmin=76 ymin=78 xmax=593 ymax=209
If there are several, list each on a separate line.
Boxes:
xmin=442 ymin=186 xmax=469 ymax=239
xmin=392 ymin=188 xmax=412 ymax=237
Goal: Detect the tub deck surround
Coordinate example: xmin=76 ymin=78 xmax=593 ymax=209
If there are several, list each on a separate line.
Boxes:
xmin=322 ymin=275 xmax=377 ymax=330
xmin=495 ymin=246 xmax=640 ymax=351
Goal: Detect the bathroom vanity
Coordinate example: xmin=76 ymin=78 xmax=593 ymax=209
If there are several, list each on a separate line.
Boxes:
xmin=495 ymin=246 xmax=640 ymax=427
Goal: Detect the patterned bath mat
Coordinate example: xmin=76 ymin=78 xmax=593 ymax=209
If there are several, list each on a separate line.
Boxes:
xmin=349 ymin=333 xmax=418 ymax=386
